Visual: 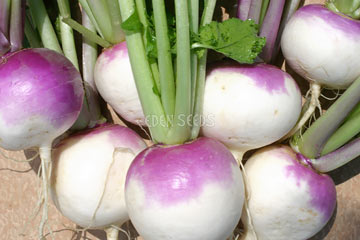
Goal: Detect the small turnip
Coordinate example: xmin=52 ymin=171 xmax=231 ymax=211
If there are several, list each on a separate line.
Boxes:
xmin=201 ymin=62 xmax=302 ymax=158
xmin=281 ymin=4 xmax=360 ymax=135
xmin=51 ymin=124 xmax=147 ymax=229
xmin=0 ymin=49 xmax=83 ymax=151
xmin=282 ymin=4 xmax=360 ymax=89
xmin=242 ymin=145 xmax=336 ymax=240
xmin=94 ymin=42 xmax=145 ymax=125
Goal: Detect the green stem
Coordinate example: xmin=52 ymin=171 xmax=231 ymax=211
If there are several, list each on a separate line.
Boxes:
xmin=248 ymin=0 xmax=263 ymax=24
xmin=190 ymin=0 xmax=217 ymax=139
xmin=259 ymin=0 xmax=285 ymax=63
xmin=200 ymin=0 xmax=218 ymax=32
xmin=297 ymin=75 xmax=360 ymax=158
xmin=106 ymin=0 xmax=125 ymax=42
xmin=62 ymin=17 xmax=111 ymax=48
xmin=345 ymin=101 xmax=360 ymax=119
xmin=259 ymin=0 xmax=270 ymax=26
xmin=0 ymin=0 xmax=10 ymax=38
xmin=57 ymin=0 xmax=79 ymax=69
xmin=190 ymin=52 xmax=207 ymax=139
xmin=24 ymin=11 xmax=42 ymax=48
xmin=79 ymin=0 xmax=104 ymax=38
xmin=312 ymin=136 xmax=360 ymax=172
xmin=9 ymin=0 xmax=24 ymax=52
xmin=135 ymin=0 xmax=161 ymax=93
xmin=326 ymin=0 xmax=360 ymax=19
xmin=321 ymin=102 xmax=360 ymax=155
xmin=82 ymin=10 xmax=102 ymax=124
xmin=273 ymin=0 xmax=301 ymax=61
xmin=167 ymin=0 xmax=192 ymax=143
xmin=152 ymin=0 xmax=175 ymax=119
xmin=119 ymin=0 xmax=169 ymax=143
xmin=189 ymin=0 xmax=199 ymax=116
xmin=86 ymin=0 xmax=114 ymax=43
xmin=135 ymin=0 xmax=148 ymax=27
xmin=82 ymin=11 xmax=98 ymax=89
xmin=28 ymin=0 xmax=62 ymax=53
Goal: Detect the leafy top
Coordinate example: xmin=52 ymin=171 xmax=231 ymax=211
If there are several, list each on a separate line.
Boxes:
xmin=195 ymin=18 xmax=266 ymax=64
xmin=121 ymin=13 xmax=265 ymax=64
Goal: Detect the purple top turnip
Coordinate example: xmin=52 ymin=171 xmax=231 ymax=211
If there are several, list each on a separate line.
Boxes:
xmin=201 ymin=62 xmax=302 ymax=156
xmin=0 ymin=48 xmax=84 ymax=150
xmin=281 ymin=4 xmax=360 ymax=89
xmin=280 ymin=3 xmax=360 ymax=138
xmin=125 ymin=137 xmax=244 ymax=240
xmin=94 ymin=42 xmax=145 ymax=125
xmin=242 ymin=145 xmax=336 ymax=240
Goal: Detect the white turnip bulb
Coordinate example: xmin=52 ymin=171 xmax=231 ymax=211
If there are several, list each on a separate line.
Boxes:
xmin=202 ymin=62 xmax=302 ymax=156
xmin=94 ymin=42 xmax=145 ymax=125
xmin=242 ymin=145 xmax=336 ymax=240
xmin=51 ymin=124 xmax=147 ymax=228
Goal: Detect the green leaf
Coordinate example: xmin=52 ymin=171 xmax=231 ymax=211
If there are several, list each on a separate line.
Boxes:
xmin=145 ymin=26 xmax=157 ymax=61
xmin=144 ymin=11 xmax=177 ymax=62
xmin=121 ymin=11 xmax=143 ymax=34
xmin=197 ymin=18 xmax=266 ymax=64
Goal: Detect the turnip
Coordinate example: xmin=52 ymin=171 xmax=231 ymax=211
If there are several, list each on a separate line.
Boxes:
xmin=201 ymin=62 xmax=302 ymax=160
xmin=125 ymin=137 xmax=245 ymax=240
xmin=94 ymin=42 xmax=145 ymax=125
xmin=241 ymin=145 xmax=336 ymax=240
xmin=50 ymin=124 xmax=147 ymax=236
xmin=0 ymin=49 xmax=83 ymax=150
xmin=281 ymin=4 xmax=360 ymax=136
xmin=0 ymin=48 xmax=84 ymax=238
xmin=200 ymin=62 xmax=301 ymax=237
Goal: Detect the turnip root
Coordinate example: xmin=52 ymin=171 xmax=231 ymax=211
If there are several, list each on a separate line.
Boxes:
xmin=201 ymin=62 xmax=302 ymax=158
xmin=242 ymin=145 xmax=336 ymax=240
xmin=125 ymin=137 xmax=244 ymax=240
xmin=0 ymin=48 xmax=84 ymax=238
xmin=281 ymin=4 xmax=360 ymax=135
xmin=51 ymin=124 xmax=147 ymax=229
xmin=0 ymin=49 xmax=83 ymax=151
xmin=94 ymin=42 xmax=145 ymax=125
xmin=282 ymin=4 xmax=360 ymax=89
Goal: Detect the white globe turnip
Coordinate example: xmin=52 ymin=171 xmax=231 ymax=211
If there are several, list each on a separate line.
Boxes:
xmin=51 ymin=124 xmax=147 ymax=229
xmin=242 ymin=145 xmax=336 ymax=240
xmin=202 ymin=62 xmax=302 ymax=158
xmin=94 ymin=42 xmax=145 ymax=125
xmin=281 ymin=4 xmax=360 ymax=135
xmin=282 ymin=4 xmax=360 ymax=89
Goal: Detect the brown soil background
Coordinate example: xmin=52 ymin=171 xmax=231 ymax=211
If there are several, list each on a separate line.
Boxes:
xmin=1 ymin=0 xmax=359 ymax=239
